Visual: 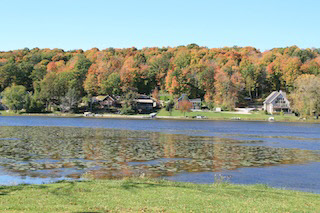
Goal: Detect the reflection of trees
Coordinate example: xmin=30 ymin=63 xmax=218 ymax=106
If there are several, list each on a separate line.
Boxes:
xmin=82 ymin=129 xmax=104 ymax=160
xmin=0 ymin=126 xmax=319 ymax=179
xmin=162 ymin=134 xmax=176 ymax=158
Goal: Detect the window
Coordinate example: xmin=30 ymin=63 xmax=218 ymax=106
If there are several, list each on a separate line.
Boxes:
xmin=275 ymin=97 xmax=286 ymax=105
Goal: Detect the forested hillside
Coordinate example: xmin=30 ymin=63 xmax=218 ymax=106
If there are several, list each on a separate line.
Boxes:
xmin=1 ymin=45 xmax=320 ymax=112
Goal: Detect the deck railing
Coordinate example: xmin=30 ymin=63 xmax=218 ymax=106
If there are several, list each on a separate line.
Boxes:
xmin=273 ymin=103 xmax=289 ymax=108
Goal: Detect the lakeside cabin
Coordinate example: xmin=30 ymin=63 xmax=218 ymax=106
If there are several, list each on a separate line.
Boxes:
xmin=263 ymin=90 xmax=291 ymax=114
xmin=92 ymin=95 xmax=121 ymax=109
xmin=135 ymin=94 xmax=157 ymax=113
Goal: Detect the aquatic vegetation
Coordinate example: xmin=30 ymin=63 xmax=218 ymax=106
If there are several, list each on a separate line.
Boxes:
xmin=0 ymin=126 xmax=319 ymax=181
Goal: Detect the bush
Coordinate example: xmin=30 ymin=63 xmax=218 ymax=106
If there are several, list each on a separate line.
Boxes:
xmin=120 ymin=106 xmax=135 ymax=115
xmin=205 ymin=102 xmax=215 ymax=110
xmin=165 ymin=100 xmax=174 ymax=111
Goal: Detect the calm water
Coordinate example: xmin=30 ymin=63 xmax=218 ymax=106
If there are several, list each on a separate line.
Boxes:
xmin=0 ymin=116 xmax=319 ymax=193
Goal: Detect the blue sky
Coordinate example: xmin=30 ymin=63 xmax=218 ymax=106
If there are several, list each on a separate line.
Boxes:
xmin=1 ymin=0 xmax=319 ymax=51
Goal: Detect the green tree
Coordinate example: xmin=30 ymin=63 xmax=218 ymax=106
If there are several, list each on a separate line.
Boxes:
xmin=0 ymin=61 xmax=33 ymax=92
xmin=100 ymin=73 xmax=122 ymax=95
xmin=120 ymin=91 xmax=139 ymax=114
xmin=39 ymin=72 xmax=73 ymax=110
xmin=70 ymin=54 xmax=92 ymax=95
xmin=25 ymin=92 xmax=45 ymax=113
xmin=149 ymin=53 xmax=172 ymax=90
xmin=1 ymin=85 xmax=27 ymax=112
xmin=174 ymin=51 xmax=191 ymax=69
xmin=0 ymin=62 xmax=18 ymax=91
xmin=31 ymin=61 xmax=48 ymax=82
xmin=165 ymin=100 xmax=174 ymax=116
xmin=17 ymin=61 xmax=34 ymax=91
xmin=240 ymin=60 xmax=256 ymax=99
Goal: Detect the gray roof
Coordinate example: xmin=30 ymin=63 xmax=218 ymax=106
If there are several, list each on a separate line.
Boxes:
xmin=263 ymin=90 xmax=288 ymax=104
xmin=138 ymin=94 xmax=151 ymax=99
xmin=189 ymin=98 xmax=201 ymax=103
xmin=178 ymin=94 xmax=189 ymax=101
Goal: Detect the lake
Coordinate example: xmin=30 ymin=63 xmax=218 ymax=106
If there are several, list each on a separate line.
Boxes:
xmin=0 ymin=116 xmax=319 ymax=193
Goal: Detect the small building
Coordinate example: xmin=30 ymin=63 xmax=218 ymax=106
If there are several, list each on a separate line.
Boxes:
xmin=177 ymin=94 xmax=201 ymax=110
xmin=263 ymin=90 xmax=291 ymax=114
xmin=135 ymin=94 xmax=156 ymax=113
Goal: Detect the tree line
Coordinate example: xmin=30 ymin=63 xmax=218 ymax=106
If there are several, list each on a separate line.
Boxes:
xmin=1 ymin=45 xmax=320 ymax=116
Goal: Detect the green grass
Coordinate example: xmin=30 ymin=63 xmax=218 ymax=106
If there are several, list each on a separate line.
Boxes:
xmin=157 ymin=109 xmax=300 ymax=122
xmin=0 ymin=179 xmax=319 ymax=212
xmin=0 ymin=110 xmax=20 ymax=116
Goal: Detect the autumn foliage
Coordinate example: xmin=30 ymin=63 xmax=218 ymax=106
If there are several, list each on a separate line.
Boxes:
xmin=1 ymin=45 xmax=320 ymax=110
xmin=178 ymin=100 xmax=192 ymax=116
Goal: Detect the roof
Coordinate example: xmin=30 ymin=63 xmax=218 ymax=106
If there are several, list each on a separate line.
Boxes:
xmin=178 ymin=94 xmax=201 ymax=103
xmin=263 ymin=91 xmax=278 ymax=104
xmin=189 ymin=98 xmax=201 ymax=103
xmin=138 ymin=94 xmax=151 ymax=99
xmin=178 ymin=94 xmax=189 ymax=101
xmin=136 ymin=99 xmax=154 ymax=104
xmin=93 ymin=95 xmax=116 ymax=102
xmin=263 ymin=90 xmax=288 ymax=104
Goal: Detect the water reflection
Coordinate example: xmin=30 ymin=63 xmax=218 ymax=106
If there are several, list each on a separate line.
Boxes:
xmin=0 ymin=126 xmax=319 ymax=183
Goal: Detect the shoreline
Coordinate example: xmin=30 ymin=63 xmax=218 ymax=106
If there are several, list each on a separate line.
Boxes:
xmin=1 ymin=111 xmax=320 ymax=123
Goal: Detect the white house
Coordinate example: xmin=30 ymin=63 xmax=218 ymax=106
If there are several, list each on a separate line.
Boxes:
xmin=263 ymin=90 xmax=291 ymax=114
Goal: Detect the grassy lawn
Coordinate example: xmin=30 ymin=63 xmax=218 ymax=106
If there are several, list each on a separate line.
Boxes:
xmin=157 ymin=108 xmax=300 ymax=122
xmin=0 ymin=110 xmax=20 ymax=116
xmin=0 ymin=179 xmax=319 ymax=212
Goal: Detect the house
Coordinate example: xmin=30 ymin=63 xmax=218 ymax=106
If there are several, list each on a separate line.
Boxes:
xmin=92 ymin=95 xmax=120 ymax=109
xmin=263 ymin=90 xmax=291 ymax=114
xmin=135 ymin=94 xmax=156 ymax=113
xmin=177 ymin=94 xmax=201 ymax=110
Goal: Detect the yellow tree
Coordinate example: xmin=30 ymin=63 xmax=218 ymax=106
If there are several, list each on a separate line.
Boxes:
xmin=290 ymin=74 xmax=320 ymax=117
xmin=281 ymin=57 xmax=302 ymax=91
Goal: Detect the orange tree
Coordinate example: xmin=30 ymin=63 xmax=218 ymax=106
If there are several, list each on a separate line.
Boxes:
xmin=178 ymin=100 xmax=192 ymax=116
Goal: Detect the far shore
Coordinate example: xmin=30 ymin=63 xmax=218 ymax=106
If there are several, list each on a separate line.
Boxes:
xmin=1 ymin=110 xmax=320 ymax=123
